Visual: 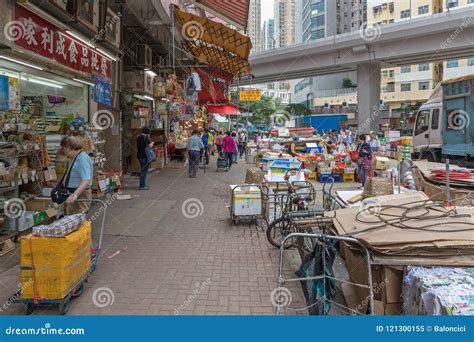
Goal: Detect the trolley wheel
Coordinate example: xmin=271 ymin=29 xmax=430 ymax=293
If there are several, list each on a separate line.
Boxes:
xmin=266 ymin=216 xmax=296 ymax=249
xmin=59 ymin=299 xmax=71 ymax=315
xmin=72 ymin=284 xmax=84 ymax=297
xmin=25 ymin=303 xmax=34 ymax=315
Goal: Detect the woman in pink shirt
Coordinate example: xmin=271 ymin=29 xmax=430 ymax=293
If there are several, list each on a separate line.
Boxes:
xmin=222 ymin=131 xmax=237 ymax=170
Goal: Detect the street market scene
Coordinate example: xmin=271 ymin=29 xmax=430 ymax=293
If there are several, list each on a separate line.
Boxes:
xmin=0 ymin=0 xmax=473 ymax=324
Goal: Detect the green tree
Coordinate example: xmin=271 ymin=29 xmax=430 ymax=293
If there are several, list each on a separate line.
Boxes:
xmin=231 ymin=89 xmax=285 ymax=125
xmin=342 ymin=78 xmax=356 ymax=88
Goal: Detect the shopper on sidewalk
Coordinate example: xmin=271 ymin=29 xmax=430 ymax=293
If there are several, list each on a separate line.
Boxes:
xmin=136 ymin=127 xmax=154 ymax=190
xmin=61 ymin=136 xmax=93 ymax=215
xmin=231 ymin=131 xmax=238 ymax=164
xmin=223 ymin=131 xmax=237 ymax=170
xmin=187 ymin=129 xmax=204 ymax=178
xmin=201 ymin=129 xmax=210 ymax=165
xmin=238 ymin=131 xmax=247 ymax=159
xmin=215 ymin=131 xmax=224 ymax=155
xmin=356 ymin=134 xmax=372 ymax=187
xmin=208 ymin=130 xmax=215 ymax=156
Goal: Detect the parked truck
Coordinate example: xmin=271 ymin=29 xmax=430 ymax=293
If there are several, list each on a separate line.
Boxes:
xmin=412 ymin=74 xmax=474 ymax=165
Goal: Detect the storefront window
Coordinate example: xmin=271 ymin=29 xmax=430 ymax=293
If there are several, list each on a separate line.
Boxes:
xmin=0 ymin=65 xmax=88 ymax=120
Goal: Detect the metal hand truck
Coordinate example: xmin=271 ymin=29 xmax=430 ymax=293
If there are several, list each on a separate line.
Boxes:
xmin=275 ymin=230 xmax=374 ymax=316
xmin=13 ymin=199 xmax=107 ymax=315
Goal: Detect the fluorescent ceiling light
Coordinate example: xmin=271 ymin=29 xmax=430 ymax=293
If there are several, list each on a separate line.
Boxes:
xmin=66 ymin=30 xmax=95 ymax=48
xmin=73 ymin=78 xmax=95 ymax=86
xmin=96 ymin=48 xmax=118 ymax=61
xmin=134 ymin=94 xmax=154 ymax=101
xmin=0 ymin=56 xmax=43 ymax=70
xmin=21 ymin=77 xmax=63 ymax=88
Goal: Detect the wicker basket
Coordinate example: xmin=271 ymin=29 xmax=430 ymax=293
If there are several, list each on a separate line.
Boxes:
xmin=362 ymin=177 xmax=393 ymax=199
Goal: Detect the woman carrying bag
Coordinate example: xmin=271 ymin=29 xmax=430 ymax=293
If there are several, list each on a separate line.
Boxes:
xmin=136 ymin=127 xmax=154 ymax=190
xmin=59 ymin=136 xmax=93 ymax=215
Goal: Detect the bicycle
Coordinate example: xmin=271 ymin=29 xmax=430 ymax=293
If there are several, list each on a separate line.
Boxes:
xmin=266 ymin=170 xmax=322 ymax=249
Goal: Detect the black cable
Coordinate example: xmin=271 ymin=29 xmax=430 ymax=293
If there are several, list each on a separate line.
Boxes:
xmin=347 ymin=198 xmax=474 ymax=236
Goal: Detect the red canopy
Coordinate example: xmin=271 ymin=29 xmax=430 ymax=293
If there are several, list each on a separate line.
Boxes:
xmin=190 ymin=0 xmax=250 ymax=31
xmin=206 ymin=104 xmax=241 ymax=116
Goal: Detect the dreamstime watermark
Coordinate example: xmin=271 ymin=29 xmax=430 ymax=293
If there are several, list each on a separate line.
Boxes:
xmin=174 ymin=278 xmax=211 ymax=315
xmin=355 ymin=278 xmax=389 ymax=313
xmin=270 ymin=110 xmax=291 ymax=127
xmin=0 ymin=278 xmax=34 ymax=313
xmin=92 ymin=287 xmax=115 ymax=308
xmin=357 ymin=198 xmax=382 ymax=221
xmin=91 ymin=12 xmax=122 ymax=44
xmin=440 ymin=15 xmax=474 ymax=50
xmin=3 ymin=20 xmax=26 ymax=42
xmin=4 ymin=198 xmax=26 ymax=219
xmin=447 ymin=109 xmax=470 ymax=131
xmin=270 ymin=286 xmax=292 ymax=308
xmin=5 ymin=323 xmax=85 ymax=336
xmin=181 ymin=198 xmax=204 ymax=219
xmin=181 ymin=20 xmax=204 ymax=42
xmin=91 ymin=110 xmax=115 ymax=130
xmin=357 ymin=102 xmax=387 ymax=134
xmin=90 ymin=193 xmax=118 ymax=222
xmin=360 ymin=23 xmax=382 ymax=42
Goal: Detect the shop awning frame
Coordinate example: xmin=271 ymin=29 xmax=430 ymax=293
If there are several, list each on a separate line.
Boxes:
xmin=188 ymin=0 xmax=250 ymax=31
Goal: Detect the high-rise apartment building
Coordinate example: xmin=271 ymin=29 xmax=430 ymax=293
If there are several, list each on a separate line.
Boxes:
xmin=274 ymin=0 xmax=296 ymax=48
xmin=247 ymin=0 xmax=262 ymax=53
xmin=368 ymin=0 xmax=474 ymax=119
xmin=262 ymin=19 xmax=275 ymax=51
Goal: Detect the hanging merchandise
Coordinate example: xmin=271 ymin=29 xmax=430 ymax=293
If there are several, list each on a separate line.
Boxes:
xmin=186 ymin=75 xmax=196 ymax=96
xmin=192 ymin=72 xmax=202 ymax=91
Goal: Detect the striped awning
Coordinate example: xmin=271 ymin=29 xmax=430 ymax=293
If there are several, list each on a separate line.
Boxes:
xmin=190 ymin=0 xmax=250 ymax=31
xmin=174 ymin=8 xmax=252 ymax=80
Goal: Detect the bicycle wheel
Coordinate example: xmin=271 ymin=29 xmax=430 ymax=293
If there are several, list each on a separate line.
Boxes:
xmin=266 ymin=216 xmax=296 ymax=249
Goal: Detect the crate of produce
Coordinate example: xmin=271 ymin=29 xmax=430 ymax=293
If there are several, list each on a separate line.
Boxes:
xmin=318 ymin=167 xmax=333 ymax=175
xmin=267 ymin=160 xmax=302 ymax=182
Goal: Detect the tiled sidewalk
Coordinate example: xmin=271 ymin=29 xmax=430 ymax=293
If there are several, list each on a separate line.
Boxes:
xmin=0 ymin=157 xmax=306 ymax=315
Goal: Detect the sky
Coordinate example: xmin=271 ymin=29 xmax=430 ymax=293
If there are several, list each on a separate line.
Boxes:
xmin=261 ymin=0 xmax=274 ymax=22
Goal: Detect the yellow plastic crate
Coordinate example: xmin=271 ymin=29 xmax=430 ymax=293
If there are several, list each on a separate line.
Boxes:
xmin=20 ymin=221 xmax=92 ymax=299
xmin=343 ymin=173 xmax=355 ymax=182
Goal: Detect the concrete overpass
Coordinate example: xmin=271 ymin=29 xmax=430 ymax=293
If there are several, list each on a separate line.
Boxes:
xmin=239 ymin=7 xmax=474 ymax=131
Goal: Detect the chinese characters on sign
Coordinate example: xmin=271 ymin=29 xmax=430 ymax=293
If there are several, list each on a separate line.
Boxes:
xmin=239 ymin=89 xmax=261 ymax=102
xmin=14 ymin=4 xmax=112 ymax=79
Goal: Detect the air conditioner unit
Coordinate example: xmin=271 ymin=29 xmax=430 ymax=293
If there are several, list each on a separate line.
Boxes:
xmin=103 ymin=7 xmax=121 ymax=48
xmin=67 ymin=0 xmax=99 ymax=33
xmin=136 ymin=44 xmax=153 ymax=68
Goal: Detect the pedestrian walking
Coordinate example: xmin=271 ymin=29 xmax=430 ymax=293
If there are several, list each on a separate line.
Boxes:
xmin=223 ymin=131 xmax=237 ymax=170
xmin=239 ymin=131 xmax=247 ymax=158
xmin=368 ymin=131 xmax=381 ymax=153
xmin=356 ymin=134 xmax=373 ymax=187
xmin=208 ymin=130 xmax=215 ymax=156
xmin=136 ymin=127 xmax=154 ymax=190
xmin=214 ymin=131 xmax=224 ymax=155
xmin=231 ymin=131 xmax=238 ymax=164
xmin=61 ymin=136 xmax=93 ymax=214
xmin=201 ymin=129 xmax=210 ymax=165
xmin=187 ymin=129 xmax=204 ymax=178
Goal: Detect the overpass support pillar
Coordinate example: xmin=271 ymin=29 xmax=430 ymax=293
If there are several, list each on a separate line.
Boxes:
xmin=357 ymin=62 xmax=381 ymax=133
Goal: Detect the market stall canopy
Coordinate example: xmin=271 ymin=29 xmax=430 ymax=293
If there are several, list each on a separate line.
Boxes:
xmin=196 ymin=67 xmax=228 ymax=104
xmin=174 ymin=8 xmax=252 ymax=80
xmin=206 ymin=104 xmax=241 ymax=116
xmin=188 ymin=0 xmax=250 ymax=31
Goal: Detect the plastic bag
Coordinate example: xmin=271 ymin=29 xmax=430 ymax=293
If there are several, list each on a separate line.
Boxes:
xmin=183 ymin=159 xmax=189 ymax=167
